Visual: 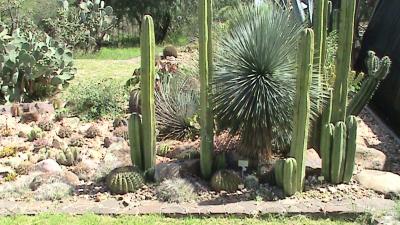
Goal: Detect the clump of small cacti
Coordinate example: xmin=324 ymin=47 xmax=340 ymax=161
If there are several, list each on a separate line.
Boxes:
xmin=0 ymin=146 xmax=17 ymax=158
xmin=56 ymin=148 xmax=81 ymax=166
xmin=0 ymin=125 xmax=13 ymax=137
xmin=4 ymin=172 xmax=17 ymax=182
xmin=244 ymin=175 xmax=259 ymax=190
xmin=157 ymin=144 xmax=171 ymax=157
xmin=106 ymin=166 xmax=144 ymax=194
xmin=38 ymin=119 xmax=54 ymax=131
xmin=85 ymin=125 xmax=101 ymax=138
xmin=210 ymin=170 xmax=243 ymax=193
xmin=27 ymin=127 xmax=44 ymax=142
xmin=113 ymin=126 xmax=129 ymax=140
xmin=69 ymin=136 xmax=85 ymax=147
xmin=58 ymin=126 xmax=73 ymax=138
xmin=156 ymin=178 xmax=196 ymax=203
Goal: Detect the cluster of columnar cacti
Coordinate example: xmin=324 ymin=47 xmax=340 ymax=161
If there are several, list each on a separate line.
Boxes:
xmin=210 ymin=170 xmax=242 ymax=193
xmin=106 ymin=166 xmax=144 ymax=194
xmin=128 ymin=16 xmax=156 ymax=173
xmin=56 ymin=148 xmax=81 ymax=166
xmin=199 ymin=0 xmax=214 ymax=179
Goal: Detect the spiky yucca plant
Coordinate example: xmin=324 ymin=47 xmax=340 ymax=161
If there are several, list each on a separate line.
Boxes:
xmin=214 ymin=3 xmax=320 ymax=158
xmin=155 ymin=71 xmax=200 ymax=140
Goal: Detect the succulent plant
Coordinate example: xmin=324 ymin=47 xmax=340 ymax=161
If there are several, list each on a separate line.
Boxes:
xmin=69 ymin=136 xmax=85 ymax=147
xmin=4 ymin=172 xmax=17 ymax=182
xmin=162 ymin=45 xmax=178 ymax=58
xmin=27 ymin=127 xmax=44 ymax=142
xmin=210 ymin=170 xmax=243 ymax=193
xmin=38 ymin=119 xmax=54 ymax=131
xmin=105 ymin=166 xmax=144 ymax=194
xmin=15 ymin=161 xmax=34 ymax=175
xmin=85 ymin=125 xmax=101 ymax=138
xmin=113 ymin=117 xmax=128 ymax=128
xmin=156 ymin=178 xmax=196 ymax=203
xmin=0 ymin=125 xmax=13 ymax=137
xmin=113 ymin=126 xmax=129 ymax=140
xmin=176 ymin=148 xmax=200 ymax=160
xmin=244 ymin=175 xmax=259 ymax=190
xmin=58 ymin=126 xmax=73 ymax=138
xmin=0 ymin=146 xmax=17 ymax=158
xmin=34 ymin=182 xmax=73 ymax=201
xmin=157 ymin=144 xmax=171 ymax=157
xmin=33 ymin=138 xmax=51 ymax=151
xmin=56 ymin=148 xmax=81 ymax=166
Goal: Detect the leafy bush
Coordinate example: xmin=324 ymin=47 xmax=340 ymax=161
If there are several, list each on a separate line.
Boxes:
xmin=0 ymin=21 xmax=76 ymax=102
xmin=63 ymin=78 xmax=127 ymax=121
xmin=213 ymin=3 xmax=322 ymax=158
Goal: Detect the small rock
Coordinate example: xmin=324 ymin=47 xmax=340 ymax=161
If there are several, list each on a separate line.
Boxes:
xmin=52 ymin=137 xmax=67 ymax=150
xmin=34 ymin=159 xmax=62 ymax=173
xmin=103 ymin=137 xmax=125 ymax=148
xmin=154 ymin=162 xmax=181 ymax=182
xmin=328 ymin=186 xmax=337 ymax=194
xmin=356 ymin=170 xmax=400 ymax=195
xmin=122 ymin=200 xmax=129 ymax=207
xmin=355 ymin=146 xmax=387 ymax=170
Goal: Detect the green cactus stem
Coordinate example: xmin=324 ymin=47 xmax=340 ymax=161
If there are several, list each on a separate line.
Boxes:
xmin=283 ymin=158 xmax=297 ymax=196
xmin=199 ymin=0 xmax=214 ymax=179
xmin=128 ymin=113 xmax=143 ymax=170
xmin=343 ymin=116 xmax=357 ymax=183
xmin=330 ymin=122 xmax=346 ymax=184
xmin=331 ymin=0 xmax=356 ymax=123
xmin=320 ymin=123 xmax=334 ymax=181
xmin=274 ymin=159 xmax=284 ymax=187
xmin=289 ymin=28 xmax=314 ymax=192
xmin=140 ymin=15 xmax=156 ymax=172
xmin=348 ymin=51 xmax=391 ymax=116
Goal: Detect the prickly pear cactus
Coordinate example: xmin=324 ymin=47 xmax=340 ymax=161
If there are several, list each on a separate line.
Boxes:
xmin=106 ymin=166 xmax=144 ymax=194
xmin=210 ymin=170 xmax=242 ymax=193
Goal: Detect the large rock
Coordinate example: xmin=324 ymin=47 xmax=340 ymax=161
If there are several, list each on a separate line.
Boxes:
xmin=29 ymin=171 xmax=80 ymax=191
xmin=34 ymin=159 xmax=62 ymax=173
xmin=356 ymin=170 xmax=400 ymax=195
xmin=355 ymin=146 xmax=387 ymax=170
xmin=306 ymin=148 xmax=322 ymax=169
xmin=154 ymin=162 xmax=181 ymax=182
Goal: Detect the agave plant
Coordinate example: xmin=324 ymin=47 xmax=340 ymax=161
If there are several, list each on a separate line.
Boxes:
xmin=214 ymin=3 xmax=322 ymax=159
xmin=155 ymin=70 xmax=200 ymax=140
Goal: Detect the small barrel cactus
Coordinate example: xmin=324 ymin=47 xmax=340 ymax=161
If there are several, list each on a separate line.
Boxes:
xmin=69 ymin=136 xmax=85 ymax=147
xmin=85 ymin=125 xmax=101 ymax=138
xmin=56 ymin=148 xmax=81 ymax=166
xmin=157 ymin=144 xmax=171 ymax=157
xmin=163 ymin=45 xmax=178 ymax=58
xmin=106 ymin=166 xmax=144 ymax=194
xmin=210 ymin=170 xmax=243 ymax=193
xmin=27 ymin=127 xmax=44 ymax=142
xmin=58 ymin=126 xmax=73 ymax=138
xmin=156 ymin=178 xmax=196 ymax=203
xmin=38 ymin=119 xmax=54 ymax=132
xmin=244 ymin=175 xmax=259 ymax=190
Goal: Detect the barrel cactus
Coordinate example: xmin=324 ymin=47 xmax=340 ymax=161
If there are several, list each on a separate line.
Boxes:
xmin=106 ymin=166 xmax=144 ymax=194
xmin=210 ymin=170 xmax=243 ymax=193
xmin=85 ymin=125 xmax=101 ymax=138
xmin=38 ymin=119 xmax=54 ymax=132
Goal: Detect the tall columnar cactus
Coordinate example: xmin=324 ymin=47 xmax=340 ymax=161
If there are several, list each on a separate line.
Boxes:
xmin=199 ymin=0 xmax=214 ymax=179
xmin=348 ymin=51 xmax=392 ymax=116
xmin=343 ymin=116 xmax=357 ymax=183
xmin=320 ymin=88 xmax=334 ymax=180
xmin=289 ymin=28 xmax=314 ymax=192
xmin=330 ymin=122 xmax=346 ymax=184
xmin=314 ymin=0 xmax=326 ymax=91
xmin=128 ymin=15 xmax=156 ymax=173
xmin=331 ymin=0 xmax=356 ymax=123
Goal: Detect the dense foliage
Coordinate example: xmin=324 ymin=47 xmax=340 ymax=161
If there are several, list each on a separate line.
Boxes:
xmin=213 ymin=3 xmax=321 ymax=158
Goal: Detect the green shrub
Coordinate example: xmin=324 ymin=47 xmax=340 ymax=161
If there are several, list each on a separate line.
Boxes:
xmin=63 ymin=78 xmax=127 ymax=121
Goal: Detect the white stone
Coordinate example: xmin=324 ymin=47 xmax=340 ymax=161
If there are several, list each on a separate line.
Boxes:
xmin=356 ymin=170 xmax=400 ymax=195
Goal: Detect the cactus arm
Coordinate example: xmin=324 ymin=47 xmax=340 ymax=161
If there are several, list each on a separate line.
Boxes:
xmin=348 ymin=52 xmax=391 ymax=116
xmin=289 ymin=28 xmax=314 ymax=192
xmin=320 ymin=123 xmax=334 ymax=181
xmin=321 ymin=0 xmax=329 ymax=69
xmin=199 ymin=0 xmax=214 ymax=179
xmin=343 ymin=116 xmax=357 ymax=183
xmin=330 ymin=122 xmax=346 ymax=184
xmin=140 ymin=15 xmax=156 ymax=172
xmin=331 ymin=0 xmax=356 ymax=123
xmin=128 ymin=113 xmax=143 ymax=170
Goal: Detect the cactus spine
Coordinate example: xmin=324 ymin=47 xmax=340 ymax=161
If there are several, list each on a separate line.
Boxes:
xmin=343 ymin=116 xmax=357 ymax=183
xmin=199 ymin=0 xmax=214 ymax=179
xmin=331 ymin=0 xmax=356 ymax=123
xmin=140 ymin=15 xmax=156 ymax=172
xmin=348 ymin=52 xmax=391 ymax=116
xmin=330 ymin=122 xmax=346 ymax=184
xmin=128 ymin=16 xmax=156 ymax=172
xmin=289 ymin=28 xmax=314 ymax=192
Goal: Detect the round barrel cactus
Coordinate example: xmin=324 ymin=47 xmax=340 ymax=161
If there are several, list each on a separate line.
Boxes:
xmin=210 ymin=170 xmax=243 ymax=193
xmin=106 ymin=166 xmax=144 ymax=194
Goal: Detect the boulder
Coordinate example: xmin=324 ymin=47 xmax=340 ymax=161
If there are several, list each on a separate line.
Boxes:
xmin=34 ymin=159 xmax=62 ymax=173
xmin=306 ymin=148 xmax=322 ymax=169
xmin=356 ymin=170 xmax=400 ymax=195
xmin=355 ymin=146 xmax=387 ymax=170
xmin=34 ymin=102 xmax=54 ymax=114
xmin=154 ymin=162 xmax=181 ymax=182
xmin=29 ymin=171 xmax=80 ymax=191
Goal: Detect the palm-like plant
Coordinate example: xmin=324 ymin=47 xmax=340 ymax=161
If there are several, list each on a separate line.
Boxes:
xmin=214 ymin=3 xmax=321 ymax=159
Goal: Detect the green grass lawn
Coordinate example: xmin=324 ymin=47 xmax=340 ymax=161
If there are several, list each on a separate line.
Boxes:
xmin=73 ymin=59 xmax=136 ymax=84
xmin=75 ymin=47 xmax=163 ymax=60
xmin=0 ymin=214 xmax=359 ymax=225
